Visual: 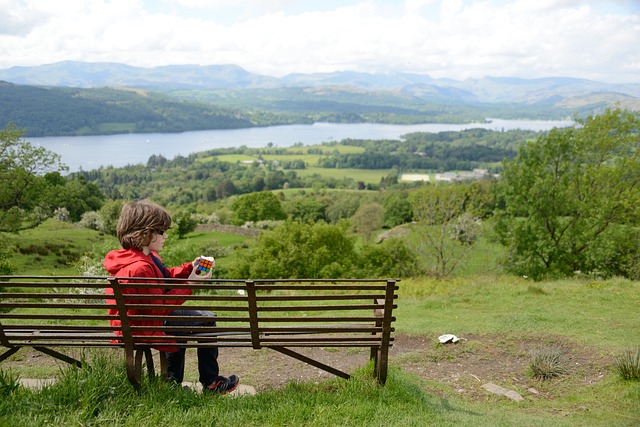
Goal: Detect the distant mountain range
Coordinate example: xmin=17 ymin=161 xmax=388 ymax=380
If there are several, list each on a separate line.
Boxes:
xmin=2 ymin=61 xmax=639 ymax=137
xmin=1 ymin=61 xmax=639 ymax=107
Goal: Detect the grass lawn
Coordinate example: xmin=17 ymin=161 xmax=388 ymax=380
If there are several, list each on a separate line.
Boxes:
xmin=1 ymin=275 xmax=638 ymax=426
xmin=6 ymin=219 xmax=117 ymax=276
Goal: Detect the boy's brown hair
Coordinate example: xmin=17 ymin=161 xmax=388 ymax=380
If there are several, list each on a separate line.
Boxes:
xmin=117 ymin=200 xmax=172 ymax=250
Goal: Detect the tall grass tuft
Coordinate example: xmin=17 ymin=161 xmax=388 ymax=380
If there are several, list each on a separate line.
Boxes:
xmin=528 ymin=345 xmax=568 ymax=380
xmin=0 ymin=369 xmax=19 ymax=396
xmin=615 ymin=347 xmax=640 ymax=381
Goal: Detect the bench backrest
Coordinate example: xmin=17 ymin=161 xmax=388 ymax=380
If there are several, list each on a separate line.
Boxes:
xmin=0 ymin=276 xmax=398 ymax=352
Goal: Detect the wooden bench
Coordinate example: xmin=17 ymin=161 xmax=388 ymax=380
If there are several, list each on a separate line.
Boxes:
xmin=0 ymin=276 xmax=398 ymax=387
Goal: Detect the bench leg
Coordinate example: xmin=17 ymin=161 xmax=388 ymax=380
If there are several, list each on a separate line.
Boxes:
xmin=376 ymin=346 xmax=389 ymax=385
xmin=125 ymin=348 xmax=141 ymax=386
xmin=270 ymin=346 xmax=351 ymax=380
xmin=0 ymin=347 xmax=20 ymax=363
xmin=33 ymin=347 xmax=83 ymax=368
xmin=127 ymin=348 xmax=162 ymax=386
xmin=159 ymin=351 xmax=168 ymax=380
xmin=143 ymin=348 xmax=155 ymax=378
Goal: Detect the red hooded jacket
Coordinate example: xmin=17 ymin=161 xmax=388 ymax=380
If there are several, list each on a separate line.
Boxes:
xmin=103 ymin=249 xmax=193 ymax=351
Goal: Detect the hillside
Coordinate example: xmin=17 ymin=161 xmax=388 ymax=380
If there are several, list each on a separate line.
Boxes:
xmin=1 ymin=61 xmax=638 ymax=137
xmin=0 ymin=81 xmax=258 ymax=137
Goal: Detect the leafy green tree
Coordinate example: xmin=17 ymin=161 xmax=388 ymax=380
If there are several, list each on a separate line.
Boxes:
xmin=231 ymin=221 xmax=358 ymax=279
xmin=231 ymin=192 xmax=287 ymax=225
xmin=216 ymin=179 xmax=237 ymax=199
xmin=284 ymin=196 xmax=327 ymax=223
xmin=495 ymin=108 xmax=640 ymax=279
xmin=41 ymin=175 xmax=105 ymax=222
xmin=98 ymin=200 xmax=124 ymax=236
xmin=325 ymin=192 xmax=366 ymax=223
xmin=382 ymin=190 xmax=413 ymax=228
xmin=0 ymin=122 xmax=67 ymax=231
xmin=350 ymin=202 xmax=384 ymax=242
xmin=173 ymin=209 xmax=198 ymax=239
xmin=410 ymin=182 xmax=486 ymax=277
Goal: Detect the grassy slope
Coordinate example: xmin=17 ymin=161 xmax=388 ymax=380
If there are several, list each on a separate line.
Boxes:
xmin=1 ymin=221 xmax=639 ymax=426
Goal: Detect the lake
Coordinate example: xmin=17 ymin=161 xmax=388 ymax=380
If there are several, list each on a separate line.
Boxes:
xmin=31 ymin=119 xmax=573 ymax=173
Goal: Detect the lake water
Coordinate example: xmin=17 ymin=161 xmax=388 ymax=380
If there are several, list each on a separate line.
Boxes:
xmin=31 ymin=119 xmax=573 ymax=173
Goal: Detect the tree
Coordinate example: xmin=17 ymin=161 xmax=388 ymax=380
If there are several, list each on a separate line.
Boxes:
xmin=350 ymin=202 xmax=384 ymax=242
xmin=0 ymin=234 xmax=15 ymax=274
xmin=284 ymin=197 xmax=327 ymax=223
xmin=495 ymin=108 xmax=640 ymax=279
xmin=410 ymin=182 xmax=486 ymax=277
xmin=382 ymin=190 xmax=413 ymax=228
xmin=0 ymin=122 xmax=67 ymax=231
xmin=173 ymin=209 xmax=198 ymax=239
xmin=359 ymin=238 xmax=422 ymax=278
xmin=98 ymin=199 xmax=124 ymax=236
xmin=231 ymin=192 xmax=287 ymax=225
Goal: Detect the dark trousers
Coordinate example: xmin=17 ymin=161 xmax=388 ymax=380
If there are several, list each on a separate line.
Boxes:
xmin=164 ymin=309 xmax=219 ymax=387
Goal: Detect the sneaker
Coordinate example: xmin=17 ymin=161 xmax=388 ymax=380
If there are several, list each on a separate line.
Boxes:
xmin=205 ymin=375 xmax=239 ymax=395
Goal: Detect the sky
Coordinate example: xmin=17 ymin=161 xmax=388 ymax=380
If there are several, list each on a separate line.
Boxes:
xmin=1 ymin=0 xmax=639 ymax=84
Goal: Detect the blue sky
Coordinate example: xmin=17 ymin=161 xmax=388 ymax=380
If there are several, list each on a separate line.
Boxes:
xmin=1 ymin=0 xmax=638 ymax=83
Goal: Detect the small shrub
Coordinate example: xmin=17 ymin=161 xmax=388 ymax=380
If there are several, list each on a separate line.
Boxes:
xmin=528 ymin=345 xmax=568 ymax=380
xmin=614 ymin=347 xmax=640 ymax=381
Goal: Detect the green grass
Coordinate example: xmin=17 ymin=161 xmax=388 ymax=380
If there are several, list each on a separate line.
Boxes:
xmin=1 ymin=276 xmax=639 ymax=426
xmin=296 ymin=167 xmax=394 ymax=184
xmin=4 ymin=220 xmax=255 ymax=276
xmin=396 ymin=275 xmax=640 ymax=351
xmin=7 ymin=219 xmax=117 ymax=275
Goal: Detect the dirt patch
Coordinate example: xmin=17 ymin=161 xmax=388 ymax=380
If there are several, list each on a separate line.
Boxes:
xmin=5 ymin=333 xmax=613 ymax=401
xmin=216 ymin=332 xmax=612 ymax=400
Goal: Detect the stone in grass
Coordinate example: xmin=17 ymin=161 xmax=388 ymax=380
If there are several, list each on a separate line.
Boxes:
xmin=482 ymin=382 xmax=524 ymax=402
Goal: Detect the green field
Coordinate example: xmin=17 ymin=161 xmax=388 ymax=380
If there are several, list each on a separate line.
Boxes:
xmin=1 ymin=221 xmax=639 ymax=425
xmin=203 ymin=144 xmax=397 ymax=185
xmin=1 ymin=274 xmax=638 ymax=426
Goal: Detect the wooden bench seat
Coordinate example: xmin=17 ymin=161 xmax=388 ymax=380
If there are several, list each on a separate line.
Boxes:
xmin=0 ymin=276 xmax=398 ymax=387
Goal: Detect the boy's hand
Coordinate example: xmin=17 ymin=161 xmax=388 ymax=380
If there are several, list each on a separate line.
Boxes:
xmin=189 ymin=265 xmax=212 ymax=280
xmin=189 ymin=256 xmax=213 ymax=280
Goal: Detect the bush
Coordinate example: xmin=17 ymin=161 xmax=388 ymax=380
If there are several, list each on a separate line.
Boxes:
xmin=359 ymin=238 xmax=422 ymax=278
xmin=78 ymin=211 xmax=104 ymax=231
xmin=528 ymin=345 xmax=568 ymax=380
xmin=615 ymin=347 xmax=640 ymax=381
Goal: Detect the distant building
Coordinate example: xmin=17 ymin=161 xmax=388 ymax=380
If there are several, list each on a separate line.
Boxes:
xmin=435 ymin=169 xmax=489 ymax=182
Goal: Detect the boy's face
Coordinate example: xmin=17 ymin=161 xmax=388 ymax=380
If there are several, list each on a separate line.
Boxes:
xmin=146 ymin=230 xmax=168 ymax=253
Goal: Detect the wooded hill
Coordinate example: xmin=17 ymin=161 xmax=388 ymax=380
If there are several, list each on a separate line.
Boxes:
xmin=1 ymin=80 xmax=568 ymax=137
xmin=0 ymin=81 xmax=259 ymax=137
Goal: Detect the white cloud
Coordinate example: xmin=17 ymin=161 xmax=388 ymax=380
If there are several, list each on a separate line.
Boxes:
xmin=0 ymin=0 xmax=638 ymax=83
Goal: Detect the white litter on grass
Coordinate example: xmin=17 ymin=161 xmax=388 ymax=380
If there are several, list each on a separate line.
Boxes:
xmin=438 ymin=334 xmax=460 ymax=344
